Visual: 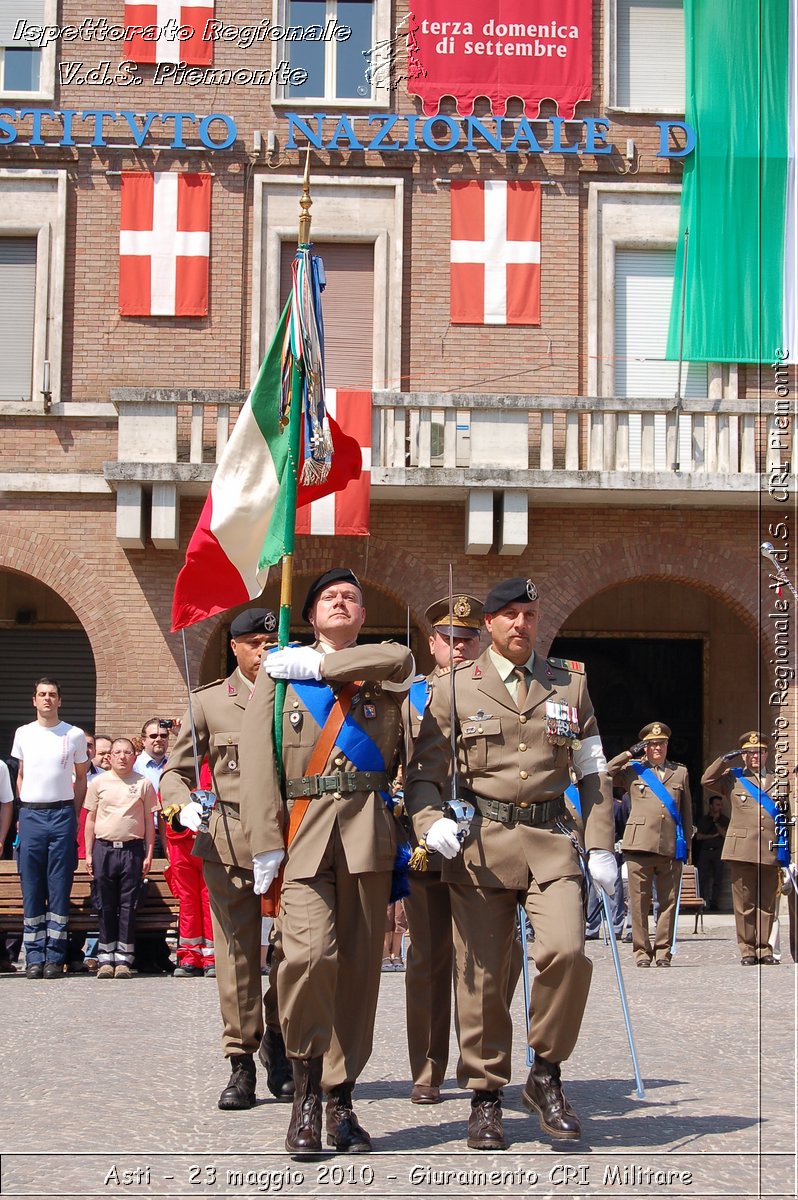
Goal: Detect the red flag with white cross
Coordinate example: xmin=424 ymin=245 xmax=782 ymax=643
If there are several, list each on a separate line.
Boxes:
xmin=119 ymin=172 xmax=211 ymax=317
xmin=295 ymin=390 xmax=371 ymax=537
xmin=124 ymin=1 xmax=214 ymax=66
xmin=450 ymin=180 xmax=541 ymax=325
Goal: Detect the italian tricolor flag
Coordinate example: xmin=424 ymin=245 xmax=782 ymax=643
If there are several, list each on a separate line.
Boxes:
xmin=666 ymin=0 xmax=798 ymax=364
xmin=171 ymin=301 xmax=362 ymax=631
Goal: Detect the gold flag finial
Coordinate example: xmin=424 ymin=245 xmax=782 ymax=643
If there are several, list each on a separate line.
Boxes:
xmin=298 ymin=149 xmax=312 ymax=246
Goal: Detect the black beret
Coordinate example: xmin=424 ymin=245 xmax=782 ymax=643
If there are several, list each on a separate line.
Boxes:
xmin=484 ymin=577 xmax=539 ymax=614
xmin=230 ymin=608 xmax=278 ymax=638
xmin=302 ymin=569 xmax=362 ymax=622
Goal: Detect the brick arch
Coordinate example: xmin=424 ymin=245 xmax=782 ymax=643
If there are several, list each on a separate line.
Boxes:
xmin=0 ymin=523 xmax=127 ymax=693
xmin=187 ymin=537 xmax=444 ymax=681
xmin=537 ymin=532 xmax=762 ymax=652
xmin=267 ymin=537 xmax=444 ymax=633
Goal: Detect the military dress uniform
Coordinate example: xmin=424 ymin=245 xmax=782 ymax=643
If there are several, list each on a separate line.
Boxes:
xmin=240 ymin=640 xmax=412 ymax=1092
xmin=608 ymin=723 xmax=693 ymax=967
xmin=701 ymin=732 xmax=785 ymax=963
xmin=406 ymin=637 xmax=615 ymax=1105
xmin=401 ymin=593 xmax=484 ymax=1103
xmin=160 ymin=669 xmax=275 ymax=1059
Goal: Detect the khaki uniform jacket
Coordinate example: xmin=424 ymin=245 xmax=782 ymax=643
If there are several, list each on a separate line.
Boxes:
xmin=609 ymin=753 xmax=693 ymax=858
xmin=160 ymin=671 xmax=256 ymax=869
xmin=239 ymin=642 xmax=412 ymax=881
xmin=406 ymin=649 xmax=615 ymax=890
xmin=701 ymin=758 xmax=783 ymax=867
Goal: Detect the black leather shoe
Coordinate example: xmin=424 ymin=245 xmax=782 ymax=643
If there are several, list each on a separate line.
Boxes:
xmin=740 ymin=956 xmax=757 ymax=966
xmin=258 ymin=1026 xmax=295 ymax=1101
xmin=467 ymin=1090 xmax=506 ymax=1150
xmin=26 ymin=964 xmax=43 ymax=979
xmin=636 ymin=959 xmax=651 ymax=968
xmin=522 ymin=1058 xmax=581 ymax=1141
xmin=218 ymin=1054 xmax=257 ymax=1110
xmin=43 ymin=962 xmax=63 ymax=979
xmin=285 ymin=1058 xmax=323 ymax=1156
xmin=326 ymin=1083 xmax=372 ymax=1152
xmin=759 ymin=954 xmax=779 ymax=965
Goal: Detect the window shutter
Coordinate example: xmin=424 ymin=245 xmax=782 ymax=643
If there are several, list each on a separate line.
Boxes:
xmin=0 ymin=3 xmax=44 ymax=44
xmin=616 ymin=0 xmax=685 ymax=110
xmin=0 ymin=629 xmax=97 ymax=754
xmin=279 ymin=241 xmax=375 ymax=388
xmin=615 ymin=247 xmax=705 ymax=469
xmin=0 ymin=238 xmax=36 ymax=401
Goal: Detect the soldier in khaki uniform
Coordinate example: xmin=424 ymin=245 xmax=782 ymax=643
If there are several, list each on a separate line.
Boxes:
xmin=402 ymin=593 xmax=483 ymax=1105
xmin=160 ymin=608 xmax=289 ymax=1111
xmin=406 ymin=578 xmax=616 ymax=1151
xmin=701 ymin=731 xmax=784 ymax=965
xmin=239 ymin=568 xmax=413 ymax=1156
xmin=608 ymin=722 xmax=693 ymax=968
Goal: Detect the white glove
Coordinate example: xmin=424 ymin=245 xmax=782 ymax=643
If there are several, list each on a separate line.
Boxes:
xmin=588 ymin=849 xmax=617 ymax=898
xmin=178 ymin=800 xmax=203 ymax=832
xmin=263 ymin=647 xmax=323 ymax=681
xmin=252 ymin=850 xmax=285 ymax=895
xmin=424 ymin=817 xmax=462 ymax=860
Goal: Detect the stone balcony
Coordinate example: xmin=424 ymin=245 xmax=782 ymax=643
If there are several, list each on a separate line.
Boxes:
xmin=105 ymin=389 xmax=786 ymax=553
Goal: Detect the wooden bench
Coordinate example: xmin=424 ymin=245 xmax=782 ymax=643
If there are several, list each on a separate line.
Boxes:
xmin=0 ymin=858 xmax=180 ymax=934
xmin=677 ymin=864 xmax=706 ymax=934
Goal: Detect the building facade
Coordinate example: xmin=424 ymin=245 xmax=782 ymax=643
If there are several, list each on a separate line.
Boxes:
xmin=0 ymin=1 xmax=794 ymax=832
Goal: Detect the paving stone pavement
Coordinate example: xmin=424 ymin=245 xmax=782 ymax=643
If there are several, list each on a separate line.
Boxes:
xmin=1 ymin=915 xmax=796 ymax=1200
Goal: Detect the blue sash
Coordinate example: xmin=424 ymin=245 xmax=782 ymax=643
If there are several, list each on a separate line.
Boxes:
xmin=565 ymin=783 xmax=581 ymax=818
xmin=290 ymin=679 xmax=392 ymax=806
xmin=630 ymin=762 xmax=688 ymax=862
xmin=409 ymin=678 xmax=429 ymax=720
xmin=731 ymin=769 xmax=790 ymax=866
xmin=290 ymin=678 xmax=409 ymax=900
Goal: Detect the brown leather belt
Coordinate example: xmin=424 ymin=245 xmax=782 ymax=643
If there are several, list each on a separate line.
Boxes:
xmin=473 ymin=794 xmax=566 ymax=828
xmin=286 ymin=770 xmax=390 ymax=799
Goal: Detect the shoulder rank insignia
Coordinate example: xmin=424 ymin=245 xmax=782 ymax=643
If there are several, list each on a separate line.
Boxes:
xmin=547 ymin=656 xmax=585 ymax=674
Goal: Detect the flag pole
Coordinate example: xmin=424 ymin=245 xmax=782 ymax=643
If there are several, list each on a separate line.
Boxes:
xmin=274 ymin=152 xmax=313 ymax=767
xmin=671 ymin=225 xmax=689 ymax=472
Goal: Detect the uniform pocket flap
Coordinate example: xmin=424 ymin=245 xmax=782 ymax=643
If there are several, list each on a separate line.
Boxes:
xmin=461 ymin=717 xmax=502 ymax=739
xmin=211 ymin=732 xmax=239 ymax=749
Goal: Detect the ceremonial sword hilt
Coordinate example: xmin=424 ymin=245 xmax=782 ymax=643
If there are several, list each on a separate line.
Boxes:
xmin=445 ymin=796 xmax=475 ymax=843
xmin=191 ymin=788 xmax=218 ymax=834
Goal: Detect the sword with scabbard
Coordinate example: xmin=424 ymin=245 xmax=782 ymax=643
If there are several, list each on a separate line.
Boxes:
xmin=442 ymin=563 xmax=475 ymax=841
xmin=555 ymin=814 xmax=646 ymax=1099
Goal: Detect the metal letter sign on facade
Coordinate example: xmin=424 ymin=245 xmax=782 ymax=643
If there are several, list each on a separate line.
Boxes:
xmin=406 ymin=0 xmax=593 ymax=117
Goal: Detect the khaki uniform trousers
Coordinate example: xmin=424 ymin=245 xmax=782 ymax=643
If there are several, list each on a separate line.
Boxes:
xmin=730 ymin=861 xmax=780 ymax=959
xmin=202 ymin=859 xmax=263 ymax=1058
xmin=450 ymin=875 xmax=590 ymax=1091
xmin=404 ymin=871 xmax=526 ymax=1089
xmin=403 ymin=871 xmax=455 ymax=1088
xmin=277 ymin=823 xmax=392 ymax=1088
xmin=625 ymin=852 xmax=680 ymax=965
xmin=266 ymin=924 xmax=345 ymax=1091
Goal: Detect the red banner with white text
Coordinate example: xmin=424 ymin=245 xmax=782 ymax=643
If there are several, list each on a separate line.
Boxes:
xmin=407 ymin=0 xmax=592 ymax=117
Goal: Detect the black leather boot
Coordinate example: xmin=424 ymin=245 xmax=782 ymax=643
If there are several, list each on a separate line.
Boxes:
xmin=467 ymin=1090 xmax=506 ymax=1150
xmin=258 ymin=1025 xmax=295 ymax=1101
xmin=217 ymin=1054 xmax=257 ymax=1110
xmin=325 ymin=1083 xmax=372 ymax=1153
xmin=285 ymin=1058 xmax=323 ymax=1156
xmin=522 ymin=1056 xmax=581 ymax=1141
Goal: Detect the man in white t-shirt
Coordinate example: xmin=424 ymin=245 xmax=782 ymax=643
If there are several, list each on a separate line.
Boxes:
xmin=11 ymin=677 xmax=89 ymax=980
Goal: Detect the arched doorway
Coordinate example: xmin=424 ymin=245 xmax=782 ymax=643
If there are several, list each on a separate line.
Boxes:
xmin=550 ymin=578 xmax=759 ymax=810
xmin=0 ymin=570 xmax=97 ymax=753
